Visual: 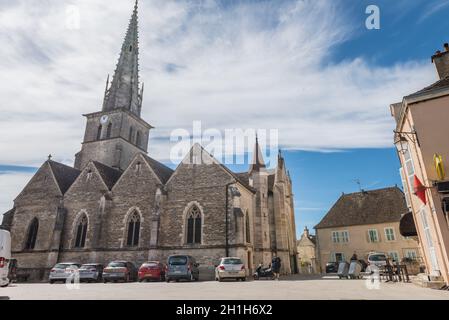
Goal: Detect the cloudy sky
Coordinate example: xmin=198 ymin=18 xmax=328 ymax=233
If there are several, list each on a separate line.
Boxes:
xmin=1 ymin=0 xmax=448 ymax=234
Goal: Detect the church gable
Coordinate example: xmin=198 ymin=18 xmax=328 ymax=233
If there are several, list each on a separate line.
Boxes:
xmin=15 ymin=161 xmax=63 ymax=205
xmin=112 ymin=153 xmax=163 ymax=195
xmin=166 ymin=144 xmax=237 ymax=191
xmin=64 ymin=161 xmax=113 ymax=199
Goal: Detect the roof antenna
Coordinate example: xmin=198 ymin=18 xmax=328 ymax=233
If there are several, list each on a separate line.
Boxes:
xmin=353 ymin=179 xmax=362 ymax=192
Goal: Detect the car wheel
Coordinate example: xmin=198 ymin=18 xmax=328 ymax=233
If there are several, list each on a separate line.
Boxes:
xmin=166 ymin=278 xmax=170 ymax=283
xmin=241 ymin=277 xmax=246 ymax=282
xmin=49 ymin=280 xmax=54 ymax=284
xmin=253 ymin=275 xmax=258 ymax=280
xmin=218 ymin=277 xmax=223 ymax=282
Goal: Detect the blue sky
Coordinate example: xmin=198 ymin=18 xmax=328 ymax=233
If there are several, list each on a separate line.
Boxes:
xmin=1 ymin=0 xmax=449 ymax=236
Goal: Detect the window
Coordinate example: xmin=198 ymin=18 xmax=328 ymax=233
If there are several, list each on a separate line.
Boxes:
xmin=129 ymin=45 xmax=133 ymax=52
xmin=186 ymin=205 xmax=202 ymax=244
xmin=341 ymin=231 xmax=349 ymax=243
xmin=385 ymin=227 xmax=396 ymax=241
xmin=136 ymin=131 xmax=141 ymax=147
xmin=399 ymin=167 xmax=411 ymax=209
xmin=368 ymin=229 xmax=379 ymax=243
xmin=96 ymin=125 xmax=102 ymax=140
xmin=332 ymin=231 xmax=349 ymax=243
xmin=129 ymin=126 xmax=134 ymax=142
xmin=106 ymin=123 xmax=112 ymax=138
xmin=332 ymin=231 xmax=340 ymax=243
xmin=74 ymin=215 xmax=88 ymax=248
xmin=126 ymin=212 xmax=140 ymax=247
xmin=405 ymin=249 xmax=418 ymax=261
xmin=25 ymin=218 xmax=39 ymax=250
xmin=402 ymin=144 xmax=415 ymax=196
xmin=388 ymin=251 xmax=400 ymax=263
xmin=245 ymin=213 xmax=251 ymax=243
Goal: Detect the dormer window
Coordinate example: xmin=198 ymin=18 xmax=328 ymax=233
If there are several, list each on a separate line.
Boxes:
xmin=135 ymin=161 xmax=142 ymax=173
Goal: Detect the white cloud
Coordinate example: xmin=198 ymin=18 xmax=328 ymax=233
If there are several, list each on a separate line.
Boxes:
xmin=0 ymin=171 xmax=35 ymax=223
xmin=0 ymin=0 xmax=438 ymax=167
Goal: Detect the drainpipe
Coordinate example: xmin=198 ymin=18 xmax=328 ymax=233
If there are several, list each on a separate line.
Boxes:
xmin=225 ymin=182 xmax=235 ymax=257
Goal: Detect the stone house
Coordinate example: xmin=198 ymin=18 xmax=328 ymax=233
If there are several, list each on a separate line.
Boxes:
xmin=0 ymin=2 xmax=298 ymax=281
xmin=315 ymin=187 xmax=421 ymax=273
xmin=296 ymin=227 xmax=319 ymax=274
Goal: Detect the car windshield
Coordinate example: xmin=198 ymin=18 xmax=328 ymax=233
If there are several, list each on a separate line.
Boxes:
xmin=108 ymin=262 xmax=126 ymax=268
xmin=370 ymin=254 xmax=387 ymax=261
xmin=80 ymin=264 xmax=97 ymax=269
xmin=222 ymin=258 xmax=242 ymax=265
xmin=143 ymin=262 xmax=158 ymax=267
xmin=169 ymin=256 xmax=188 ymax=265
xmin=54 ymin=263 xmax=74 ymax=269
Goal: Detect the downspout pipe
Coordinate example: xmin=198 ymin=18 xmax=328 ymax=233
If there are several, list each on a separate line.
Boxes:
xmin=225 ymin=182 xmax=236 ymax=257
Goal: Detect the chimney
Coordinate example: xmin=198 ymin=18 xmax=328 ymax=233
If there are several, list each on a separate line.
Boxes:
xmin=432 ymin=43 xmax=449 ymax=79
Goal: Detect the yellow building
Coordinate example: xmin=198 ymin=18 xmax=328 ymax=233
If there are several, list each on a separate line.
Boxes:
xmin=315 ymin=187 xmax=420 ymax=273
xmin=390 ymin=43 xmax=449 ymax=285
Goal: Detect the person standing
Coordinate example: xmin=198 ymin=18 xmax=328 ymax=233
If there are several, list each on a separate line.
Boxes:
xmin=271 ymin=256 xmax=281 ymax=280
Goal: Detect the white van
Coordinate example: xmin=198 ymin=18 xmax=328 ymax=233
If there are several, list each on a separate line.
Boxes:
xmin=0 ymin=229 xmax=11 ymax=287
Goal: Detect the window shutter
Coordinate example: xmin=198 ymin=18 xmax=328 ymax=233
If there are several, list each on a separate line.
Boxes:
xmin=366 ymin=230 xmax=371 ymax=243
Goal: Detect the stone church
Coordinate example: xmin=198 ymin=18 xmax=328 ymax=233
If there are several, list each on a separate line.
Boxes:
xmin=1 ymin=2 xmax=298 ymax=280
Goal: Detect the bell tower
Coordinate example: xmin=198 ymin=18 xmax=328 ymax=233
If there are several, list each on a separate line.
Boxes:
xmin=74 ymin=1 xmax=153 ymax=171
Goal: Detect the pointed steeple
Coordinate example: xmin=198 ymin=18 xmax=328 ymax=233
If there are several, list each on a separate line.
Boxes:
xmin=103 ymin=0 xmax=142 ymax=116
xmin=249 ymin=135 xmax=266 ymax=173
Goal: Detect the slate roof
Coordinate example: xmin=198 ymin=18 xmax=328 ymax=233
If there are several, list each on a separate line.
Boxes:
xmin=92 ymin=161 xmax=122 ymax=190
xmin=315 ymin=187 xmax=408 ymax=229
xmin=141 ymin=154 xmax=174 ymax=184
xmin=232 ymin=172 xmax=257 ymax=193
xmin=407 ymin=76 xmax=449 ymax=99
xmin=48 ymin=161 xmax=81 ymax=194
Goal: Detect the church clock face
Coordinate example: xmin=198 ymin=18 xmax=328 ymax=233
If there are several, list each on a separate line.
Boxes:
xmin=100 ymin=115 xmax=109 ymax=124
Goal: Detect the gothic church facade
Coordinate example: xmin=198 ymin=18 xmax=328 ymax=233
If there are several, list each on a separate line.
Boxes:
xmin=1 ymin=2 xmax=298 ymax=280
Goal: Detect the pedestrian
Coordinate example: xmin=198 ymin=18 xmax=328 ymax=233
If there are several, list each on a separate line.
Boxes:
xmin=271 ymin=256 xmax=281 ymax=280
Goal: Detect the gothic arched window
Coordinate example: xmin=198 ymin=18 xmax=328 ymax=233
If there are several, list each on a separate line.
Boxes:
xmin=136 ymin=131 xmax=141 ymax=147
xmin=25 ymin=218 xmax=39 ymax=250
xmin=186 ymin=206 xmax=202 ymax=244
xmin=245 ymin=213 xmax=251 ymax=243
xmin=74 ymin=215 xmax=88 ymax=248
xmin=106 ymin=123 xmax=112 ymax=138
xmin=126 ymin=212 xmax=140 ymax=247
xmin=97 ymin=125 xmax=102 ymax=140
xmin=129 ymin=126 xmax=134 ymax=142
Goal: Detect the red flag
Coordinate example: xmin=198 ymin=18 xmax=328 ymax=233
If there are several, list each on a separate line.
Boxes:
xmin=413 ymin=175 xmax=427 ymax=205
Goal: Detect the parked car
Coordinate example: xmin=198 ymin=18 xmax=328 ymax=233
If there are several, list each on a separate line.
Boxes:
xmin=166 ymin=255 xmax=199 ymax=282
xmin=367 ymin=252 xmax=388 ymax=269
xmin=138 ymin=261 xmax=166 ymax=282
xmin=0 ymin=230 xmax=11 ymax=287
xmin=103 ymin=261 xmax=138 ymax=283
xmin=325 ymin=262 xmax=339 ymax=273
xmin=215 ymin=257 xmax=246 ymax=282
xmin=49 ymin=262 xmax=81 ymax=284
xmin=79 ymin=263 xmax=103 ymax=283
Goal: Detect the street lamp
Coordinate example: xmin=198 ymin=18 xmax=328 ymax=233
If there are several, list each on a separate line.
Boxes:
xmin=394 ymin=135 xmax=409 ymax=155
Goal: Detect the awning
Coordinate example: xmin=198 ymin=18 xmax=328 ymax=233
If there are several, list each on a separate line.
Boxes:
xmin=399 ymin=211 xmax=417 ymax=237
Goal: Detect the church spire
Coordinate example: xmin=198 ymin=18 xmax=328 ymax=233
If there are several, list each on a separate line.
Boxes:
xmin=249 ymin=135 xmax=266 ymax=173
xmin=103 ymin=0 xmax=142 ymax=116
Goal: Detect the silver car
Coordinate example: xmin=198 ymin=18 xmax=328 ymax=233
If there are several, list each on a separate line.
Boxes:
xmin=215 ymin=257 xmax=246 ymax=282
xmin=79 ymin=263 xmax=103 ymax=283
xmin=49 ymin=262 xmax=81 ymax=284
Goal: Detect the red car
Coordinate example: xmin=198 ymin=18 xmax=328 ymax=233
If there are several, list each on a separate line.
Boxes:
xmin=138 ymin=261 xmax=166 ymax=282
